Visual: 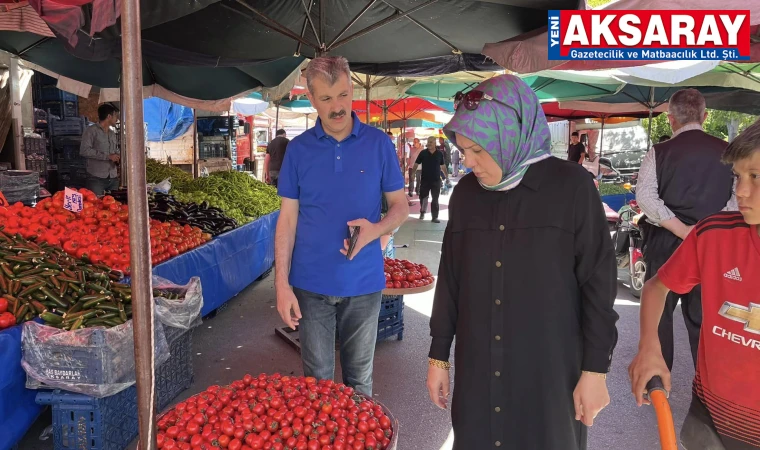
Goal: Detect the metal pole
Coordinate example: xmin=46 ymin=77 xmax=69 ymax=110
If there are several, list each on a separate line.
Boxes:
xmin=122 ymin=0 xmax=156 ymax=449
xmin=646 ymin=87 xmax=655 ymax=149
xmin=383 ymin=100 xmax=388 ymax=131
xmin=119 ymin=74 xmax=127 ymax=186
xmin=275 ymin=102 xmax=280 ymax=131
xmin=365 ymin=75 xmax=371 ymax=125
xmin=9 ymin=57 xmax=25 ymax=171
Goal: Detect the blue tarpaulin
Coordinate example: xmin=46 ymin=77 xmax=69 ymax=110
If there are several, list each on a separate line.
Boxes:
xmin=0 ymin=323 xmax=43 ymax=450
xmin=144 ymin=97 xmax=195 ymax=142
xmin=152 ymin=211 xmax=277 ymax=316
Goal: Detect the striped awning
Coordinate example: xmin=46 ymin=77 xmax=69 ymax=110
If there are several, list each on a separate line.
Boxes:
xmin=0 ymin=2 xmax=53 ymax=38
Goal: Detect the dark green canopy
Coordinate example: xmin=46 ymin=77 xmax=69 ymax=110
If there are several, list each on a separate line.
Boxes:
xmin=0 ymin=0 xmax=579 ymax=100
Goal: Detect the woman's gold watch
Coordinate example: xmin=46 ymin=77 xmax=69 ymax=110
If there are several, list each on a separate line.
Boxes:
xmin=582 ymin=370 xmax=607 ymax=380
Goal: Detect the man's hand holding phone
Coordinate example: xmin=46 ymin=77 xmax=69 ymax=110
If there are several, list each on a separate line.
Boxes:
xmin=340 ymin=219 xmax=379 ymax=260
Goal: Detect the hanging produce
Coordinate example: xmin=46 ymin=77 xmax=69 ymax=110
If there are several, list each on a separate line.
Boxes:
xmin=0 ymin=228 xmax=131 ymax=330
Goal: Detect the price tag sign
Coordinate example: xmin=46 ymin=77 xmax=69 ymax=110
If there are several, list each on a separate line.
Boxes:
xmin=63 ymin=187 xmax=83 ymax=213
xmin=0 ymin=190 xmax=7 ymax=207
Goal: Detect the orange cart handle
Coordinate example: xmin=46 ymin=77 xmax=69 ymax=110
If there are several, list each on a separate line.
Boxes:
xmin=646 ymin=376 xmax=679 ymax=450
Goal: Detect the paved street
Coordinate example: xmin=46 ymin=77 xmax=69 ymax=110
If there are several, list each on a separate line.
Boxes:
xmin=19 ymin=179 xmax=696 ymax=450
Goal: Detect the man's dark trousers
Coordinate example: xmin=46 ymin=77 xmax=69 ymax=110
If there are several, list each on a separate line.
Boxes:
xmin=643 ymin=225 xmax=702 ymax=371
xmin=419 ymin=180 xmax=441 ymax=219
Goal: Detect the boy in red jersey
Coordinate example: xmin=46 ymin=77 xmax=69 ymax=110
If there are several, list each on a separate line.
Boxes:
xmin=629 ymin=119 xmax=760 ymax=450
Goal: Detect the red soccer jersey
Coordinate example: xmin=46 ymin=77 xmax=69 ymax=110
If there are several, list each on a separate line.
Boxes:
xmin=659 ymin=212 xmax=760 ymax=449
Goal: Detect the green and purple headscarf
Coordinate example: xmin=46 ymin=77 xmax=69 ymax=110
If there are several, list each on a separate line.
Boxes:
xmin=443 ymin=74 xmax=552 ymax=191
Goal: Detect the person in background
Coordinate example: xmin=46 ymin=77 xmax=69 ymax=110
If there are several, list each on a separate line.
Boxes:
xmin=658 ymin=135 xmax=671 ymax=143
xmin=451 ymin=146 xmax=461 ymax=177
xmin=413 ymin=136 xmax=448 ymax=223
xmin=427 ymin=75 xmax=617 ymax=449
xmin=274 ymin=56 xmax=408 ymax=397
xmin=635 ymin=88 xmax=736 ymax=372
xmin=80 ymin=104 xmax=120 ymax=196
xmin=387 ymin=131 xmax=394 ymax=141
xmin=438 ymin=136 xmax=452 ymax=174
xmin=567 ymin=131 xmax=587 ymax=164
xmin=407 ymin=137 xmax=423 ymax=198
xmin=629 ymin=120 xmax=760 ymax=450
xmin=264 ymin=129 xmax=289 ymax=187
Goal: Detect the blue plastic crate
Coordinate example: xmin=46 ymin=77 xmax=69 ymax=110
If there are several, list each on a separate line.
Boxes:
xmin=377 ymin=308 xmax=404 ymax=341
xmin=38 ymin=86 xmax=79 ymax=103
xmin=380 ymin=295 xmax=403 ymax=317
xmin=43 ymin=101 xmax=79 ymax=120
xmin=35 ymin=327 xmax=194 ymax=450
xmin=156 ymin=327 xmax=194 ymax=411
xmin=50 ymin=118 xmax=86 ymax=137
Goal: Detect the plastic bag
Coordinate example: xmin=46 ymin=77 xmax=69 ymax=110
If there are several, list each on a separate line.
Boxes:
xmin=153 ymin=275 xmax=203 ymax=331
xmin=153 ymin=177 xmax=172 ymax=194
xmin=21 ymin=320 xmax=170 ymax=398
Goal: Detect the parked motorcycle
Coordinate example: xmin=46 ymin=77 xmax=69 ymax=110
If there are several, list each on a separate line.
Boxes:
xmin=613 ymin=184 xmax=646 ymax=298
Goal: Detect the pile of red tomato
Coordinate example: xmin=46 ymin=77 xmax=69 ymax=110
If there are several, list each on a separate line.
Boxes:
xmin=157 ymin=374 xmax=395 ymax=450
xmin=0 ymin=188 xmax=210 ymax=274
xmin=383 ymin=258 xmax=434 ymax=290
xmin=0 ymin=297 xmax=14 ymax=330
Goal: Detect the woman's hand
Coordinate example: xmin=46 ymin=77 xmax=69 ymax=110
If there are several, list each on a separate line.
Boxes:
xmin=573 ymin=372 xmax=610 ymax=427
xmin=427 ymin=365 xmax=450 ymax=409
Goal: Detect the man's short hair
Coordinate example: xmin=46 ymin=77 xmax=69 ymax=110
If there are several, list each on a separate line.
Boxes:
xmin=303 ymin=56 xmax=351 ymax=93
xmin=571 ymin=132 xmax=579 ymax=137
xmin=387 ymin=131 xmax=393 ymax=136
xmin=276 ymin=129 xmax=286 ymax=136
xmin=668 ymin=89 xmax=706 ymax=125
xmin=722 ymin=118 xmax=760 ymax=164
xmin=98 ymin=104 xmax=117 ymax=121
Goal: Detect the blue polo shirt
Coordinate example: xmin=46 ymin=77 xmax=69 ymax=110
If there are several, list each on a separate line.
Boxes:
xmin=278 ymin=112 xmax=405 ymax=297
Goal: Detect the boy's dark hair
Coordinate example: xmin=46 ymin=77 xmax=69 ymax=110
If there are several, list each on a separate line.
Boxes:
xmin=722 ymin=118 xmax=760 ymax=163
xmin=98 ymin=104 xmax=117 ymax=121
xmin=276 ymin=129 xmax=286 ymax=136
xmin=571 ymin=131 xmax=579 ymax=137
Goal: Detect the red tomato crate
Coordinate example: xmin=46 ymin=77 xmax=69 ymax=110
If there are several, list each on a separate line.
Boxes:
xmin=35 ymin=327 xmax=194 ymax=450
xmin=378 ymin=295 xmax=404 ymax=341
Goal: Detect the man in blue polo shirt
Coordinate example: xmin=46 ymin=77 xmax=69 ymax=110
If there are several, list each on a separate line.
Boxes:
xmin=274 ymin=56 xmax=408 ymax=396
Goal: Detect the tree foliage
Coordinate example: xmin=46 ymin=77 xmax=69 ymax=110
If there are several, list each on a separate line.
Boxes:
xmin=643 ymin=110 xmax=759 ymax=144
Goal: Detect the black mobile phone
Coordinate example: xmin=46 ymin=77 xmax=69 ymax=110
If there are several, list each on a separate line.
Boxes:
xmin=346 ymin=225 xmax=361 ymax=259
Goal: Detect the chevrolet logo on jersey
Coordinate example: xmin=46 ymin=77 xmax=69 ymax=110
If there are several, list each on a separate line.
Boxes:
xmin=719 ymin=302 xmax=760 ymax=335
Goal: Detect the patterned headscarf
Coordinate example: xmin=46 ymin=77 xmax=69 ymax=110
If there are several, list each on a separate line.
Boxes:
xmin=443 ymin=74 xmax=552 ymax=191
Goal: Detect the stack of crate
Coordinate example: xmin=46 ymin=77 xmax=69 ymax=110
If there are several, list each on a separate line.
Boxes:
xmin=52 ymin=136 xmax=87 ymax=189
xmin=23 ymin=136 xmax=48 ymax=175
xmin=32 ymin=73 xmax=79 ymax=120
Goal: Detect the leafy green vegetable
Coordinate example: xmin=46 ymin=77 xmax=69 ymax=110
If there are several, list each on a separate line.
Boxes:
xmin=598 ymin=183 xmax=631 ymax=196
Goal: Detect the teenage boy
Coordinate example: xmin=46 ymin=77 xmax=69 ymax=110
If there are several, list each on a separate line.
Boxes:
xmin=629 ymin=119 xmax=760 ymax=450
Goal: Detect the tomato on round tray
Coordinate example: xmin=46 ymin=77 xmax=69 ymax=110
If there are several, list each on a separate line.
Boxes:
xmin=383 ymin=257 xmax=433 ymax=291
xmin=157 ymin=374 xmax=395 ymax=450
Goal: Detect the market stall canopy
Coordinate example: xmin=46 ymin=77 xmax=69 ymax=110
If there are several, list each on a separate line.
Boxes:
xmin=400 ymin=70 xmax=505 ymax=101
xmin=352 ymin=97 xmax=449 ymax=118
xmin=608 ymin=61 xmax=760 ymax=92
xmin=135 ymin=0 xmax=576 ymax=71
xmin=521 ymin=71 xmax=624 ymax=103
xmin=0 ymin=29 xmax=309 ymax=107
xmin=541 ymin=101 xmax=664 ymax=120
xmin=13 ymin=0 xmax=577 ymax=80
xmin=482 ymin=0 xmax=760 ymax=74
xmin=388 ymin=119 xmax=443 ymax=128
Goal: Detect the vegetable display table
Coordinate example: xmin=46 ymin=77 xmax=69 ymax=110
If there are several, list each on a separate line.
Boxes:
xmin=151 ymin=211 xmax=278 ymax=317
